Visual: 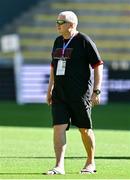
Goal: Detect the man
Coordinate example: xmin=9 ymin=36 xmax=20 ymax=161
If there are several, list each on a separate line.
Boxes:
xmin=46 ymin=11 xmax=103 ymax=175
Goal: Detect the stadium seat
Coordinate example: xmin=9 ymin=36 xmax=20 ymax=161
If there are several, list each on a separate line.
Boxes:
xmin=0 ymin=0 xmax=130 ymax=62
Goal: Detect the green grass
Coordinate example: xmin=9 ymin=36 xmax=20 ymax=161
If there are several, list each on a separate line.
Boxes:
xmin=0 ymin=102 xmax=130 ymax=179
xmin=0 ymin=127 xmax=130 ymax=179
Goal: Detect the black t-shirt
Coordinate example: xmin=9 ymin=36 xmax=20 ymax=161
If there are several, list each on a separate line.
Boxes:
xmin=51 ymin=32 xmax=103 ymax=102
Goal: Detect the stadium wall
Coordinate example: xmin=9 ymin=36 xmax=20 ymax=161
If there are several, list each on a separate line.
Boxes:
xmin=0 ymin=63 xmax=130 ymax=103
xmin=0 ymin=65 xmax=15 ymax=100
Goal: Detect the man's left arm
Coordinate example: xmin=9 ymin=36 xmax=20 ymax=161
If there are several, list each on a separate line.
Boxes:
xmin=91 ymin=64 xmax=103 ymax=106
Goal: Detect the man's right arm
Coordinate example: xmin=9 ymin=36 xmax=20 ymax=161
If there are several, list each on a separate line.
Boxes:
xmin=46 ymin=66 xmax=54 ymax=105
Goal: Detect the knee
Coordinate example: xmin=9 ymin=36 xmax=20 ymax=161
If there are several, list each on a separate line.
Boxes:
xmin=79 ymin=128 xmax=92 ymax=135
xmin=79 ymin=128 xmax=87 ymax=134
xmin=54 ymin=124 xmax=68 ymax=135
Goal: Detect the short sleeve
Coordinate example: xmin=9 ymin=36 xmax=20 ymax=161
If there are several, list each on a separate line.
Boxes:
xmin=51 ymin=39 xmax=57 ymax=67
xmin=85 ymin=36 xmax=103 ymax=68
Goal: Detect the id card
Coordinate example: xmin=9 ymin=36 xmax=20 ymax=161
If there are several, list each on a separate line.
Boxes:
xmin=56 ymin=60 xmax=66 ymax=75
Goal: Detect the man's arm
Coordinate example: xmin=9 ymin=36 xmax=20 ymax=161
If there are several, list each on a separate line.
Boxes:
xmin=91 ymin=64 xmax=103 ymax=106
xmin=46 ymin=66 xmax=54 ymax=105
xmin=93 ymin=64 xmax=103 ymax=90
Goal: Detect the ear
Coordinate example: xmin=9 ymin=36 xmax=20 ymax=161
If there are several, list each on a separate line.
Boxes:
xmin=69 ymin=22 xmax=74 ymax=28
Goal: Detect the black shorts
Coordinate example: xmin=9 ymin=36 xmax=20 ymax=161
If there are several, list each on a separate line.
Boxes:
xmin=51 ymin=99 xmax=92 ymax=130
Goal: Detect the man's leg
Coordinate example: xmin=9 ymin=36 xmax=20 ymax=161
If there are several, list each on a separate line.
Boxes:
xmin=79 ymin=128 xmax=96 ymax=170
xmin=53 ymin=124 xmax=68 ymax=172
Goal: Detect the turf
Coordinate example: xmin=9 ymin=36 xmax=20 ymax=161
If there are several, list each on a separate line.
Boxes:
xmin=0 ymin=102 xmax=130 ymax=179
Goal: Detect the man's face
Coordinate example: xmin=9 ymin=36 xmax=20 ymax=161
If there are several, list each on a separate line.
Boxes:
xmin=56 ymin=15 xmax=72 ymax=35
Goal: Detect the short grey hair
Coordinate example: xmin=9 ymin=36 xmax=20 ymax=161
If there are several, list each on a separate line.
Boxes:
xmin=59 ymin=11 xmax=78 ymax=27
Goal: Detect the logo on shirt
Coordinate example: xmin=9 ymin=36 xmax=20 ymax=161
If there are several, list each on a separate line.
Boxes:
xmin=52 ymin=48 xmax=73 ymax=60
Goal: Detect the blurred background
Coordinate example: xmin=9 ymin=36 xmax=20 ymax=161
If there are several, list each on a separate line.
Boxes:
xmin=0 ymin=0 xmax=130 ymax=128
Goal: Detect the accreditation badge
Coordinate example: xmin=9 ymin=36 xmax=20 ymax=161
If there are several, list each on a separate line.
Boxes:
xmin=56 ymin=59 xmax=66 ymax=75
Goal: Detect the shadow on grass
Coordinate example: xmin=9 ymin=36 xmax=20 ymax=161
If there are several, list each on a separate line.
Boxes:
xmin=0 ymin=156 xmax=130 ymax=160
xmin=0 ymin=102 xmax=130 ymax=130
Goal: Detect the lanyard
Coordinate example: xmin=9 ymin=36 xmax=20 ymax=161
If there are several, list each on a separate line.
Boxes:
xmin=62 ymin=34 xmax=75 ymax=57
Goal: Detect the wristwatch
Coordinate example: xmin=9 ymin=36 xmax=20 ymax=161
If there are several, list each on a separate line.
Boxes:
xmin=93 ymin=89 xmax=101 ymax=95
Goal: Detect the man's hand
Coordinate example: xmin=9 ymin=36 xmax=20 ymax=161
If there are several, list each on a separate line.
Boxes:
xmin=90 ymin=93 xmax=100 ymax=107
xmin=46 ymin=92 xmax=52 ymax=105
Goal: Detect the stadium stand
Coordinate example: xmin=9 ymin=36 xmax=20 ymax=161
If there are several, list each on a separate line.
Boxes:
xmin=0 ymin=0 xmax=130 ymax=62
xmin=0 ymin=0 xmax=41 ymax=28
